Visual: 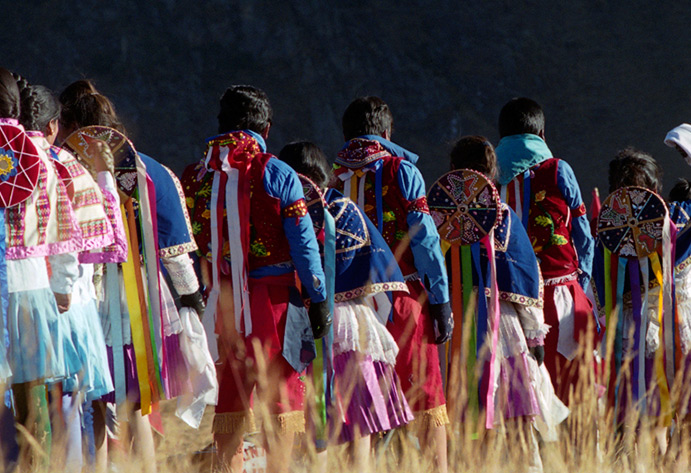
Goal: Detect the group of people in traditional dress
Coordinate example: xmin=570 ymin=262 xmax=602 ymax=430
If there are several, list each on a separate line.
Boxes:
xmin=2 ymin=65 xmax=691 ymax=473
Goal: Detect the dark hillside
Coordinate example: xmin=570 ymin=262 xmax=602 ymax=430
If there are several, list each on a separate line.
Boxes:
xmin=2 ymin=1 xmax=690 ymax=201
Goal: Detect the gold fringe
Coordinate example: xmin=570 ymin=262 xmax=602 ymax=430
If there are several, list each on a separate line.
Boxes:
xmin=274 ymin=410 xmax=306 ymax=435
xmin=409 ymin=404 xmax=450 ymax=431
xmin=212 ymin=411 xmax=256 ymax=435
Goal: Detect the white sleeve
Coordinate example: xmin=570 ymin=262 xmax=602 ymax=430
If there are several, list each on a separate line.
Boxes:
xmin=97 ymin=171 xmax=120 ymax=204
xmin=161 ymin=253 xmax=200 ymax=296
xmin=515 ymin=304 xmax=550 ymax=343
xmin=49 ymin=252 xmax=80 ymax=294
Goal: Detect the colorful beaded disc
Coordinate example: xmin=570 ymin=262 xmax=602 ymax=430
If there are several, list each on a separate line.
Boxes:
xmin=298 ymin=174 xmax=326 ymax=233
xmin=427 ymin=169 xmax=500 ymax=246
xmin=63 ymin=126 xmax=139 ymax=197
xmin=0 ymin=123 xmax=41 ymax=207
xmin=597 ymin=186 xmax=667 ymax=258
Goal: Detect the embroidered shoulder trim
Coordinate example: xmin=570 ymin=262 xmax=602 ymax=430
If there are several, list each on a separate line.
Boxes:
xmin=483 ymin=287 xmax=544 ymax=309
xmin=163 ymin=165 xmax=198 ymax=254
xmin=334 ymin=281 xmax=409 ymax=303
xmin=677 ymin=253 xmax=691 ymax=273
xmin=407 ymin=196 xmax=430 ymax=215
xmin=573 ymin=202 xmax=587 ymax=218
xmin=159 ymin=241 xmax=198 ymax=258
xmin=282 ymin=198 xmax=308 ymax=219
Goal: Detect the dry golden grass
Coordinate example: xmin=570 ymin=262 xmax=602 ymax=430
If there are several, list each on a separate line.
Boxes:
xmin=5 ymin=322 xmax=691 ymax=472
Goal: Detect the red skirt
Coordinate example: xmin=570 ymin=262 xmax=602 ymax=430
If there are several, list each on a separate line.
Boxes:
xmin=388 ymin=280 xmax=445 ymax=413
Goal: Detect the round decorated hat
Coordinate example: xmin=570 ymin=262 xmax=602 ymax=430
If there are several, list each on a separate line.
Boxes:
xmin=597 ymin=186 xmax=668 ymax=258
xmin=0 ymin=122 xmax=41 ymax=207
xmin=63 ymin=126 xmax=138 ymax=197
xmin=427 ymin=168 xmax=501 ymax=246
xmin=298 ymin=174 xmax=326 ymax=234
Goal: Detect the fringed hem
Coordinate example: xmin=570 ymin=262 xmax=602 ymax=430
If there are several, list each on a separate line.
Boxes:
xmin=409 ymin=404 xmax=449 ymax=430
xmin=274 ymin=410 xmax=305 ymax=435
xmin=212 ymin=411 xmax=256 ymax=435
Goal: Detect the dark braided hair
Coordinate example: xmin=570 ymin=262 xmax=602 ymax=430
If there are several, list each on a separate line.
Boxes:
xmin=18 ymin=83 xmax=61 ymax=132
xmin=0 ymin=68 xmax=20 ymax=119
xmin=449 ymin=135 xmax=498 ymax=180
xmin=278 ymin=141 xmax=331 ymax=189
xmin=608 ymin=147 xmax=662 ymax=194
xmin=69 ymin=93 xmax=126 ymax=134
xmin=669 ymin=178 xmax=691 ymax=203
xmin=59 ymin=79 xmax=99 ymax=132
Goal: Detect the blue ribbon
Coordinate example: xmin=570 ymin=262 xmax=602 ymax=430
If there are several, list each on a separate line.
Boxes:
xmin=0 ymin=210 xmax=9 ymax=410
xmin=613 ymin=257 xmax=627 ymax=417
xmin=375 ymin=163 xmax=384 ymax=235
xmin=470 ymin=242 xmax=488 ymax=357
xmin=322 ymin=210 xmax=337 ymax=405
xmin=522 ymin=170 xmax=531 ymax=229
xmin=629 ymin=258 xmax=646 ymax=415
xmin=107 ymin=263 xmax=126 ymax=406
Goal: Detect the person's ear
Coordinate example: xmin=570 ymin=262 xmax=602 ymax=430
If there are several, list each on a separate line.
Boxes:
xmin=44 ymin=118 xmax=59 ymax=145
xmin=538 ymin=129 xmax=546 ymax=141
xmin=261 ymin=123 xmax=271 ymax=139
xmin=382 ymin=129 xmax=391 ymax=140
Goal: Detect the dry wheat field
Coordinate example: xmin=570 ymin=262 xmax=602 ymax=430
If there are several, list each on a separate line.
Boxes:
xmin=5 ymin=339 xmax=691 ymax=473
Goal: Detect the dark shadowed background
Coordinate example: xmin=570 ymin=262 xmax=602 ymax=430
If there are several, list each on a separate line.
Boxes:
xmin=3 ymin=1 xmax=690 ymax=204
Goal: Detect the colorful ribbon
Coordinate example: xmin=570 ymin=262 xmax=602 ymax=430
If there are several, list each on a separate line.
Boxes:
xmin=482 ymin=231 xmax=500 ymax=430
xmin=107 ymin=261 xmax=126 ymax=406
xmin=122 ymin=198 xmax=153 ymax=414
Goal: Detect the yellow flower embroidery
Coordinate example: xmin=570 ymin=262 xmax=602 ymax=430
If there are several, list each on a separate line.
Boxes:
xmin=550 ymin=234 xmax=568 ymax=245
xmin=202 ymin=209 xmax=211 ymax=219
xmin=534 ymin=215 xmax=552 ymax=227
xmin=535 ymin=190 xmax=546 ymax=202
xmin=186 ymin=197 xmax=195 ymax=209
xmin=383 ymin=211 xmax=396 ymax=222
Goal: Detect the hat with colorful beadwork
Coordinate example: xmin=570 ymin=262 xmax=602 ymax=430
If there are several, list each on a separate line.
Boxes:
xmin=63 ymin=125 xmax=138 ymax=197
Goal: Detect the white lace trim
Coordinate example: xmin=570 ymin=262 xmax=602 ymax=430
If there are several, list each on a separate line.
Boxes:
xmin=331 ymin=297 xmax=398 ymax=365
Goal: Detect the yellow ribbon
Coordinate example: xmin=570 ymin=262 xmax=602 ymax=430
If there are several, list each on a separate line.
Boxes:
xmin=122 ymin=202 xmax=153 ymax=414
xmin=650 ymin=252 xmax=672 ymax=424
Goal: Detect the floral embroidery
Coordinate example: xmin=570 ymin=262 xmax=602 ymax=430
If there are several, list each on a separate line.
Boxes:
xmin=550 ymin=234 xmax=568 ymax=245
xmin=192 ymin=221 xmax=202 ymax=235
xmin=186 ymin=196 xmax=195 ymax=209
xmin=250 ymin=240 xmax=270 ymax=257
xmin=395 ymin=230 xmax=405 ymax=241
xmin=535 ymin=190 xmax=546 ymax=202
xmin=408 ymin=196 xmax=430 ymax=214
xmin=534 ymin=215 xmax=552 ymax=227
xmin=198 ymin=182 xmax=212 ymax=197
xmin=282 ymin=199 xmax=308 ymax=219
xmin=382 ymin=211 xmax=396 ymax=222
xmin=0 ymin=148 xmax=18 ymax=182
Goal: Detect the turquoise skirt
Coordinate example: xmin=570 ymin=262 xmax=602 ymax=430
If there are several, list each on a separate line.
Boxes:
xmin=7 ymin=287 xmax=67 ymax=384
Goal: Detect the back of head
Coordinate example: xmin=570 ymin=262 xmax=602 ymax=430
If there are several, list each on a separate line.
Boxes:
xmin=278 ymin=141 xmax=331 ymax=189
xmin=498 ymin=97 xmax=545 ymax=138
xmin=669 ymin=178 xmax=691 ymax=202
xmin=342 ymin=96 xmax=393 ymax=141
xmin=0 ymin=67 xmax=20 ymax=119
xmin=59 ymin=79 xmax=98 ymax=108
xmin=608 ymin=147 xmax=662 ymax=194
xmin=69 ymin=93 xmax=125 ymax=134
xmin=449 ymin=135 xmax=498 ymax=180
xmin=19 ymin=84 xmax=61 ymax=132
xmin=217 ymin=85 xmax=272 ymax=135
